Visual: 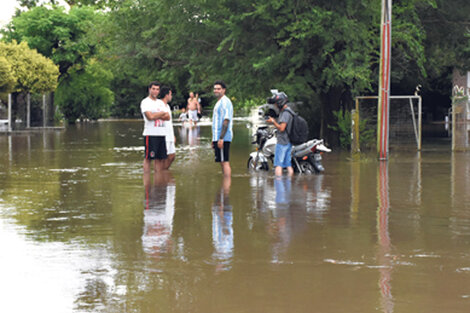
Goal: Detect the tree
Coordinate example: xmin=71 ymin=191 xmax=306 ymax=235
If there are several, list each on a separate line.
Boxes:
xmin=55 ymin=59 xmax=114 ymax=123
xmin=133 ymin=0 xmax=426 ymax=141
xmin=411 ymin=0 xmax=470 ymax=119
xmin=0 ymin=40 xmax=59 ymax=122
xmin=18 ymin=0 xmax=116 ymax=9
xmin=0 ymin=41 xmax=59 ymax=94
xmin=3 ymin=5 xmax=97 ymax=78
xmin=0 ymin=56 xmax=16 ymax=100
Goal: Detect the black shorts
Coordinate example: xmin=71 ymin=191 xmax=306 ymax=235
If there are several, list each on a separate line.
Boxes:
xmin=144 ymin=136 xmax=167 ymax=160
xmin=213 ymin=141 xmax=231 ymax=162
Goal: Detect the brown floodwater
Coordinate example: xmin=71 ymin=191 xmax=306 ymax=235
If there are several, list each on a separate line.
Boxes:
xmin=0 ymin=120 xmax=469 ymax=313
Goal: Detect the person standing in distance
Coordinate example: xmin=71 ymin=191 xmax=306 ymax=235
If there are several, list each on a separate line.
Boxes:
xmin=141 ymin=81 xmax=170 ymax=173
xmin=267 ymin=91 xmax=294 ymax=176
xmin=157 ymin=85 xmax=176 ymax=170
xmin=212 ymin=80 xmax=233 ymax=177
xmin=187 ymin=91 xmax=200 ymax=125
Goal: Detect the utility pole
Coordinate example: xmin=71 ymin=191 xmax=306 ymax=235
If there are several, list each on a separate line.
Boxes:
xmin=377 ymin=0 xmax=392 ymax=160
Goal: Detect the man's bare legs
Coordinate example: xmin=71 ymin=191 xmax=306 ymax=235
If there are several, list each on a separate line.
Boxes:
xmin=221 ymin=161 xmax=231 ymax=177
xmin=275 ymin=166 xmax=293 ymax=177
xmin=164 ymin=154 xmax=175 ymax=170
xmin=143 ymin=159 xmax=166 ymax=174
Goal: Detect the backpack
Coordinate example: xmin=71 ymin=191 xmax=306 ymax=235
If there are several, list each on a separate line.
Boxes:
xmin=285 ymin=108 xmax=308 ymax=145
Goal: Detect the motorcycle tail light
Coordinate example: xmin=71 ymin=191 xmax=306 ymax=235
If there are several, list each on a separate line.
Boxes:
xmin=310 ymin=146 xmax=317 ymax=153
xmin=302 ymin=156 xmax=308 ymax=161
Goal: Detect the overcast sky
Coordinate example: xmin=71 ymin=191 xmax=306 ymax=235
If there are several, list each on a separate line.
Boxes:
xmin=0 ymin=0 xmax=19 ymax=27
xmin=0 ymin=0 xmax=69 ymax=28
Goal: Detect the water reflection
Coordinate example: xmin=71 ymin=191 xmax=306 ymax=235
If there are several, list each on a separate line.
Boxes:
xmin=451 ymin=152 xmax=470 ymax=237
xmin=409 ymin=152 xmax=422 ymax=206
xmin=350 ymin=160 xmax=360 ymax=220
xmin=275 ymin=176 xmax=291 ymax=205
xmin=4 ymin=121 xmax=470 ymax=312
xmin=303 ymin=174 xmax=331 ymax=217
xmin=377 ymin=161 xmax=394 ymax=313
xmin=249 ymin=175 xmax=331 ymax=263
xmin=211 ymin=176 xmax=233 ymax=271
xmin=142 ymin=171 xmax=175 ymax=258
xmin=178 ymin=125 xmax=200 ymax=146
xmin=269 ymin=177 xmax=293 ymax=263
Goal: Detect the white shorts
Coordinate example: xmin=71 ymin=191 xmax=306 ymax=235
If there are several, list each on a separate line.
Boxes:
xmin=188 ymin=109 xmax=198 ymax=121
xmin=166 ymin=141 xmax=176 ymax=154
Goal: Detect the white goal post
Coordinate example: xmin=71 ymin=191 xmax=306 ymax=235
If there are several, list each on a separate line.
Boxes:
xmin=352 ymin=95 xmax=422 ymax=153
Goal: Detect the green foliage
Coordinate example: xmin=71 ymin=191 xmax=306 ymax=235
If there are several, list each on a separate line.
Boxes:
xmin=329 ymin=108 xmax=352 ymax=149
xmin=3 ymin=0 xmax=470 ymax=127
xmin=416 ymin=0 xmax=470 ymax=94
xmin=359 ymin=118 xmax=376 ymax=150
xmin=3 ymin=5 xmax=97 ymax=78
xmin=234 ymin=97 xmax=265 ymax=115
xmin=55 ymin=59 xmax=113 ymax=123
xmin=329 ymin=108 xmax=376 ymax=150
xmin=0 ymin=56 xmax=16 ymax=98
xmin=0 ymin=41 xmax=59 ymax=94
xmin=18 ymin=0 xmax=114 ymax=9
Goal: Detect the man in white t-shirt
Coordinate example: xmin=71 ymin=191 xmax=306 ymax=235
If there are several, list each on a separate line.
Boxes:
xmin=141 ymin=81 xmax=170 ymax=173
xmin=157 ymin=85 xmax=176 ymax=170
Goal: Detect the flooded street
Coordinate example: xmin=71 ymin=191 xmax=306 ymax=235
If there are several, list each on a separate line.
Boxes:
xmin=1 ymin=120 xmax=470 ymax=313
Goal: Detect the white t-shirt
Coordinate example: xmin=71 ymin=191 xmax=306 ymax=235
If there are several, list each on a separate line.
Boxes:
xmin=141 ymin=96 xmax=166 ymax=136
xmin=156 ymin=99 xmax=175 ymax=142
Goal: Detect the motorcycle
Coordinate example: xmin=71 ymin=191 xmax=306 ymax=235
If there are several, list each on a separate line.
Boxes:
xmin=247 ymin=125 xmax=331 ymax=174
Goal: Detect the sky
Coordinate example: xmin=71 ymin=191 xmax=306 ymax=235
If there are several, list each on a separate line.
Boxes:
xmin=0 ymin=0 xmax=69 ymax=28
xmin=0 ymin=0 xmax=19 ymax=27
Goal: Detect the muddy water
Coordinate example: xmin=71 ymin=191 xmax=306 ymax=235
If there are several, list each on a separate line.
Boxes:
xmin=0 ymin=121 xmax=469 ymax=313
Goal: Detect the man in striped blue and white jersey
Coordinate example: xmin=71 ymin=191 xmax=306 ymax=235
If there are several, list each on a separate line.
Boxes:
xmin=212 ymin=80 xmax=233 ymax=177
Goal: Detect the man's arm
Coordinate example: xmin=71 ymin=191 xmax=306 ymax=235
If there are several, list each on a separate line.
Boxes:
xmin=145 ymin=111 xmax=170 ymax=121
xmin=219 ymin=119 xmax=230 ymax=140
xmin=217 ymin=119 xmax=230 ymax=148
xmin=267 ymin=117 xmax=287 ymax=132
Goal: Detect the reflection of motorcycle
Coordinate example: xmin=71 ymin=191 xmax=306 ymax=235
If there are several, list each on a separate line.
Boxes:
xmin=247 ymin=126 xmax=331 ymax=174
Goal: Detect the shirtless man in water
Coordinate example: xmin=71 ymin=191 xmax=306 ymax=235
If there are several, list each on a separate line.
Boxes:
xmin=186 ymin=92 xmax=201 ymax=125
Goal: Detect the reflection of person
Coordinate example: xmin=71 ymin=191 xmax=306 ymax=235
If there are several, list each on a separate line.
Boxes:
xmin=212 ymin=80 xmax=233 ymax=177
xmin=275 ymin=176 xmax=292 ymax=205
xmin=268 ymin=176 xmax=293 ymax=263
xmin=142 ymin=170 xmax=175 ymax=258
xmin=212 ymin=176 xmax=233 ymax=271
xmin=267 ymin=91 xmax=294 ymax=176
xmin=187 ymin=92 xmax=201 ymax=124
xmin=157 ymin=86 xmax=176 ymax=170
xmin=188 ymin=125 xmax=200 ymax=146
xmin=141 ymin=81 xmax=170 ymax=173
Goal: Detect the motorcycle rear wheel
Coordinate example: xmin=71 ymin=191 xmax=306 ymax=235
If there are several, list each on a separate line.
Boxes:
xmin=297 ymin=160 xmax=316 ymax=174
xmin=247 ymin=157 xmax=269 ymax=171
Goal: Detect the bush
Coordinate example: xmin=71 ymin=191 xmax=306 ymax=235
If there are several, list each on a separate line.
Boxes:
xmin=329 ymin=108 xmax=375 ymax=150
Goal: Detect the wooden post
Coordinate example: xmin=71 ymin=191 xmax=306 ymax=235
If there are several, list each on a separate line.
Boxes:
xmin=452 ymin=96 xmax=456 ymax=151
xmin=377 ymin=0 xmax=392 ymax=160
xmin=418 ymin=96 xmax=422 ymax=151
xmin=27 ymin=93 xmax=31 ymax=128
xmin=8 ymin=93 xmax=12 ymax=132
xmin=351 ymin=97 xmax=361 ymax=154
xmin=42 ymin=94 xmax=46 ymax=127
